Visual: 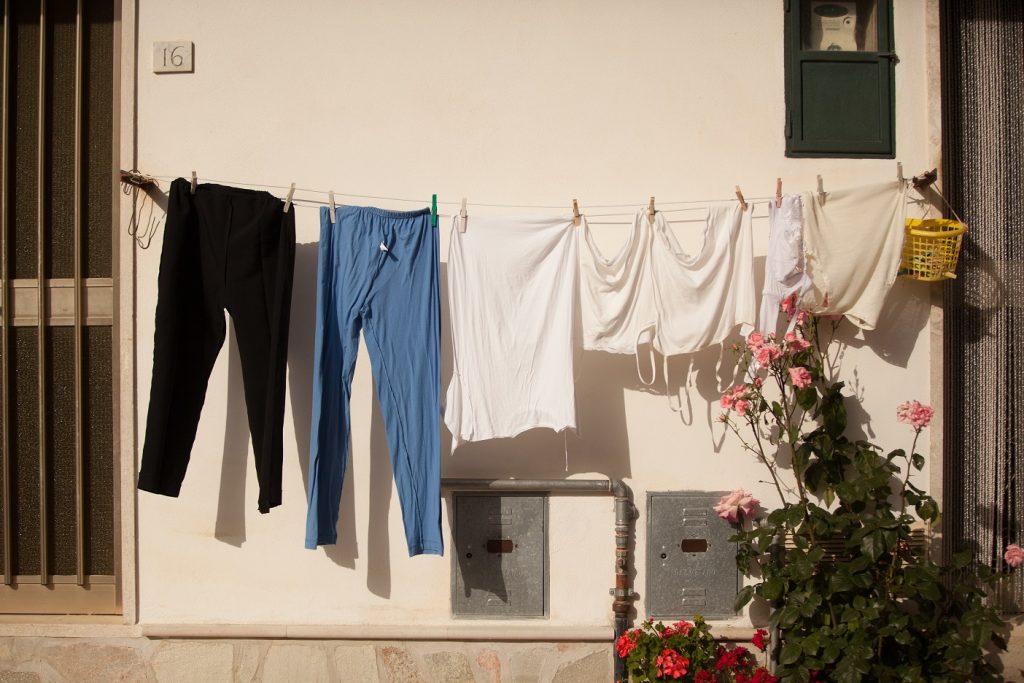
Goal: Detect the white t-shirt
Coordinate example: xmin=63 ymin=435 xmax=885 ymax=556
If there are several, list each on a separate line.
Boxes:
xmin=444 ymin=214 xmax=578 ymax=449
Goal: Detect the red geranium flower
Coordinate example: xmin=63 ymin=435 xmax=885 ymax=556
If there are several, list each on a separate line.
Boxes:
xmin=752 ymin=628 xmax=769 ymax=651
xmin=655 ymin=649 xmax=690 ymax=679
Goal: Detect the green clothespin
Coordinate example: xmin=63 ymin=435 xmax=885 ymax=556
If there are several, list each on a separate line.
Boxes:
xmin=431 ymin=194 xmax=438 ymax=227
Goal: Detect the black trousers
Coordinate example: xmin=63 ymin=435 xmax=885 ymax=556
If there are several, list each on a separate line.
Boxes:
xmin=139 ymin=179 xmax=295 ymax=513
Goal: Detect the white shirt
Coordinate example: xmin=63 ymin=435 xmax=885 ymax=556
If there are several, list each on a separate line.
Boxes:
xmin=444 ymin=214 xmax=579 ymax=448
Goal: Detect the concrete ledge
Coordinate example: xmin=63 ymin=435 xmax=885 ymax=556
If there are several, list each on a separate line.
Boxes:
xmin=141 ymin=623 xmax=614 ymax=641
xmin=0 ymin=619 xmax=760 ymax=643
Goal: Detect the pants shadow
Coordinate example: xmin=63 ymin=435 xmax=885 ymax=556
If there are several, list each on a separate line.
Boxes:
xmin=367 ymin=392 xmax=392 ymax=598
xmin=214 ymin=324 xmax=250 ymax=545
xmin=289 ymin=241 xmax=358 ymax=567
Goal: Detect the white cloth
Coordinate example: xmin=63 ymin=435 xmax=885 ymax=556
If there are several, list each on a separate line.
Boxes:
xmin=650 ymin=204 xmax=756 ymax=356
xmin=758 ymin=194 xmax=812 ymax=335
xmin=579 ymin=210 xmax=656 ymax=354
xmin=801 ymin=180 xmax=907 ymax=330
xmin=444 ymin=214 xmax=578 ymax=449
xmin=580 ymin=206 xmax=756 ymax=357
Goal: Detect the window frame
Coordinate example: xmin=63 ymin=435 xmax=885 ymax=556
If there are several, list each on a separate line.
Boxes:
xmin=784 ymin=0 xmax=897 ymax=158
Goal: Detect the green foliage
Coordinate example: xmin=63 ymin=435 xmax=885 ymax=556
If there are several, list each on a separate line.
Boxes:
xmin=723 ymin=316 xmax=1010 ymax=682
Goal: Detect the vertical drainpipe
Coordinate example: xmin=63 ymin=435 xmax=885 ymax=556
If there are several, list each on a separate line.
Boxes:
xmin=610 ymin=479 xmax=636 ymax=683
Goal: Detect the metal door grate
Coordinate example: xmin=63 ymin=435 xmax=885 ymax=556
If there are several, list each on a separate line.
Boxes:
xmin=0 ymin=0 xmax=117 ymax=615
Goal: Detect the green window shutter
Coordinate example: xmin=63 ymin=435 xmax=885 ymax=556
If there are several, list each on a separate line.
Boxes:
xmin=785 ymin=0 xmax=896 ymax=158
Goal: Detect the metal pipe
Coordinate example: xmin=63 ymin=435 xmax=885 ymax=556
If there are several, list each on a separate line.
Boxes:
xmin=36 ymin=0 xmax=49 ymax=586
xmin=441 ymin=477 xmax=636 ymax=683
xmin=0 ymin=0 xmax=11 ymax=586
xmin=72 ymin=0 xmax=84 ymax=586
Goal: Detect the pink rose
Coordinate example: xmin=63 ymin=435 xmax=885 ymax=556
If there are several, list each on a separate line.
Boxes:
xmin=781 ymin=292 xmax=799 ymax=317
xmin=753 ymin=377 xmax=764 ymax=388
xmin=1005 ymin=544 xmax=1024 ymax=569
xmin=896 ymin=400 xmax=934 ymax=430
xmin=720 ymin=393 xmax=735 ymax=410
xmin=784 ymin=331 xmax=811 ymax=352
xmin=714 ymin=489 xmax=759 ymax=523
xmin=754 ymin=343 xmax=783 ymax=367
xmin=746 ymin=331 xmax=765 ymax=351
xmin=795 ymin=310 xmax=810 ymax=326
xmin=734 ymin=399 xmax=751 ymax=417
xmin=788 ymin=367 xmax=812 ymax=389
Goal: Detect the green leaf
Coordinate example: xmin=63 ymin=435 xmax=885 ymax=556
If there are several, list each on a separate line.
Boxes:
xmin=911 ymin=452 xmax=925 ymax=470
xmin=780 ymin=642 xmax=803 ymax=666
xmin=734 ymin=585 xmax=755 ymax=611
xmin=918 ymin=499 xmax=939 ymax=522
xmin=797 ymin=386 xmax=818 ymax=410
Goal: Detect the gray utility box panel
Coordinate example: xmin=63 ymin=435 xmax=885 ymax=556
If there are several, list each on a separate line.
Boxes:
xmin=451 ymin=493 xmax=548 ymax=618
xmin=646 ymin=491 xmax=740 ymax=619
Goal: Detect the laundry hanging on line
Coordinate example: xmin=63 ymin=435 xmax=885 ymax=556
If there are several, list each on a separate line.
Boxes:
xmin=134 ymin=176 xmax=914 ymax=549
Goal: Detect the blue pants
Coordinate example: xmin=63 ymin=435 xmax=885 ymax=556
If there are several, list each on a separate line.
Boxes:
xmin=305 ymin=205 xmax=443 ymax=556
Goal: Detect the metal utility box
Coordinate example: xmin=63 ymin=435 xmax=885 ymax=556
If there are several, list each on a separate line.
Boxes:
xmin=646 ymin=491 xmax=740 ymax=619
xmin=451 ymin=493 xmax=548 ymax=618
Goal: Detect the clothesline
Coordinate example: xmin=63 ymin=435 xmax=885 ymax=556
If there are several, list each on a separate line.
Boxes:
xmin=144 ymin=173 xmax=779 ymax=217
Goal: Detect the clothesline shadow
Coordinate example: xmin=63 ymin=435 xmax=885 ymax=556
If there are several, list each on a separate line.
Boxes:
xmin=438 ymin=263 xmax=633 ymax=480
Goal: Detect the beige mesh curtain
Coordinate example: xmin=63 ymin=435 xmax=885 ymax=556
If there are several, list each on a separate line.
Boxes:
xmin=0 ymin=0 xmax=118 ymax=614
xmin=941 ymin=0 xmax=1024 ymax=611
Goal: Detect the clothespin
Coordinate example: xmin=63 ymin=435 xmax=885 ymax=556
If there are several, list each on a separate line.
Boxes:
xmin=572 ymin=199 xmax=581 ymax=227
xmin=283 ymin=182 xmax=296 ymax=213
xmin=816 ymin=175 xmax=826 ymax=204
xmin=431 ymin=194 xmax=438 ymax=228
xmin=458 ymin=197 xmax=468 ymax=233
xmin=328 ymin=191 xmax=336 ymax=224
xmin=734 ymin=186 xmax=748 ymax=212
xmin=897 ymin=161 xmax=904 ymax=184
xmin=775 ymin=178 xmax=783 ymax=208
xmin=647 ymin=196 xmax=656 ymax=225
xmin=190 ymin=171 xmax=197 ymax=194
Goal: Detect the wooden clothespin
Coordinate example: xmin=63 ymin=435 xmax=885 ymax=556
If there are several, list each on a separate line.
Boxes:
xmin=816 ymin=175 xmax=826 ymax=204
xmin=328 ymin=191 xmax=336 ymax=224
xmin=775 ymin=178 xmax=783 ymax=208
xmin=572 ymin=199 xmax=581 ymax=227
xmin=190 ymin=171 xmax=197 ymax=194
xmin=647 ymin=196 xmax=656 ymax=225
xmin=458 ymin=197 xmax=468 ymax=233
xmin=734 ymin=186 xmax=748 ymax=212
xmin=283 ymin=182 xmax=296 ymax=213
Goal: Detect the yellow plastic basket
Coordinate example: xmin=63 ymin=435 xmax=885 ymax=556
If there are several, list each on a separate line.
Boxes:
xmin=899 ymin=218 xmax=966 ymax=282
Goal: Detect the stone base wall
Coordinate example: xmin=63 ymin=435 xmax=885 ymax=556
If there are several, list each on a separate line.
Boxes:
xmin=0 ymin=637 xmax=612 ymax=683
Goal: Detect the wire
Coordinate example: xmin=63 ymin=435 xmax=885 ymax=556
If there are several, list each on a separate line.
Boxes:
xmin=147 ymin=173 xmax=778 ymax=212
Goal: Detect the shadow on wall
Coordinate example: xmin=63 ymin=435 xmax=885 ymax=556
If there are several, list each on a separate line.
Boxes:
xmin=287 ymin=241 xmax=361 ymax=570
xmin=214 ymin=325 xmax=250 ymax=546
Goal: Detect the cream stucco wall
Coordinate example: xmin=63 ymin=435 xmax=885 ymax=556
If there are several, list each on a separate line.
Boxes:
xmin=130 ymin=0 xmax=939 ymax=629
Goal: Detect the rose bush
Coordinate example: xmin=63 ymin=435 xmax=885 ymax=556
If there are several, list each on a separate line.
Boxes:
xmin=618 ymin=615 xmax=775 ymax=682
xmin=719 ymin=295 xmax=1014 ymax=682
